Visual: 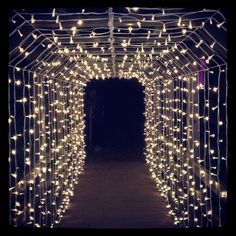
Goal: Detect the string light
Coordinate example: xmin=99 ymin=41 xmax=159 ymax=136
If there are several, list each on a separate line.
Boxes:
xmin=163 ymin=23 xmax=166 ymax=32
xmin=189 ymin=21 xmax=193 ymax=29
xmin=77 ymin=19 xmax=83 ymax=25
xmin=52 ymin=8 xmax=55 ymax=17
xmin=132 ymin=7 xmax=139 ymax=12
xmin=31 ymin=15 xmax=35 ymax=24
xmin=9 ymin=8 xmax=227 ymax=228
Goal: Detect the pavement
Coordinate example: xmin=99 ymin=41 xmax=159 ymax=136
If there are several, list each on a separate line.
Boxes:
xmin=59 ymin=147 xmax=175 ymax=229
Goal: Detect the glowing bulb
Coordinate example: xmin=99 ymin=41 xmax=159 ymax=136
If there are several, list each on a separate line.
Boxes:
xmin=221 ymin=191 xmax=227 ymax=198
xmin=22 ymin=97 xmax=27 ymax=103
xmin=177 ymin=17 xmax=181 ymax=26
xmin=64 ymin=47 xmax=69 ymax=54
xmin=163 ymin=24 xmax=166 ymax=32
xmin=77 ymin=19 xmax=83 ymax=25
xmin=52 ymin=8 xmax=55 ymax=17
xmin=31 ymin=15 xmax=35 ymax=24
xmin=15 ymin=80 xmax=21 ymax=86
xmin=196 ymin=40 xmax=203 ymax=48
xmin=19 ymin=47 xmax=24 ymax=53
xmin=18 ymin=30 xmax=23 ymax=37
xmin=132 ymin=7 xmax=139 ymax=11
xmin=70 ymin=36 xmax=73 ymax=44
xmin=210 ymin=42 xmax=215 ymax=48
xmin=217 ymin=22 xmax=224 ymax=28
xmin=189 ymin=21 xmax=192 ymax=29
xmin=32 ymin=33 xmax=37 ymax=39
xmin=213 ymin=87 xmax=218 ymax=92
xmin=57 ymin=22 xmax=62 ymax=30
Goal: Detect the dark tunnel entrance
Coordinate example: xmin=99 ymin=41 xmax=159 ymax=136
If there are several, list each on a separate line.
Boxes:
xmin=84 ymin=78 xmax=145 ymax=161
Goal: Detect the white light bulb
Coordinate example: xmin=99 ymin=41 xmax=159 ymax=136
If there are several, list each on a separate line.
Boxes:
xmin=31 ymin=15 xmax=35 ymax=24
xmin=77 ymin=19 xmax=83 ymax=25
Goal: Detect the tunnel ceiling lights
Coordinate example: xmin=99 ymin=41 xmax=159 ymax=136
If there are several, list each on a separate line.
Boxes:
xmin=9 ymin=8 xmax=226 ymax=85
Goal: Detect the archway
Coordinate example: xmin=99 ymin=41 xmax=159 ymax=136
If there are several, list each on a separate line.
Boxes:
xmin=84 ymin=78 xmax=145 ymax=160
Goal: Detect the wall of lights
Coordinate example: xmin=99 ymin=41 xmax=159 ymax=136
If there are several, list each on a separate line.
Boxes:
xmin=9 ymin=66 xmax=86 ymax=227
xmin=9 ymin=8 xmax=227 ymax=227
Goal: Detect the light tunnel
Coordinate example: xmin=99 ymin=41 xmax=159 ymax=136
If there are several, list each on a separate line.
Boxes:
xmin=8 ymin=7 xmax=227 ymax=228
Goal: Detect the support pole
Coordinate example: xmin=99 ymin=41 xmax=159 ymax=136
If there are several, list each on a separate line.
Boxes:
xmin=108 ymin=7 xmax=116 ymax=77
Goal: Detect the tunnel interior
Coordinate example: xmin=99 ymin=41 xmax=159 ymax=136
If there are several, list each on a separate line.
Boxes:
xmin=8 ymin=7 xmax=227 ymax=228
xmin=84 ymin=78 xmax=145 ymax=159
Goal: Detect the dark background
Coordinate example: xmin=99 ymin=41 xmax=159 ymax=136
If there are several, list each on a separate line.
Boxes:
xmin=84 ymin=78 xmax=145 ymax=153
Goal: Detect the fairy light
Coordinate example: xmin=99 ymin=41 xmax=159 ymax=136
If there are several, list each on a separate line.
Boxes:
xmin=189 ymin=21 xmax=193 ymax=29
xmin=163 ymin=23 xmax=166 ymax=32
xmin=9 ymin=8 xmax=227 ymax=228
xmin=31 ymin=15 xmax=35 ymax=24
xmin=52 ymin=8 xmax=55 ymax=17
xmin=77 ymin=19 xmax=83 ymax=25
xmin=196 ymin=40 xmax=203 ymax=48
xmin=128 ymin=26 xmax=133 ymax=33
xmin=19 ymin=47 xmax=24 ymax=53
xmin=132 ymin=7 xmax=139 ymax=12
xmin=177 ymin=17 xmax=182 ymax=26
xmin=17 ymin=30 xmax=23 ymax=37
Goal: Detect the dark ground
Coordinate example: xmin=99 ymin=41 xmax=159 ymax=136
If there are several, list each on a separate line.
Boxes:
xmin=59 ymin=148 xmax=175 ymax=229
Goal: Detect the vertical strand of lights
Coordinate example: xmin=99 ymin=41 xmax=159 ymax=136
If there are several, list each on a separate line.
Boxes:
xmin=187 ymin=75 xmax=192 ymax=226
xmin=50 ymin=78 xmax=56 ymax=227
xmin=192 ymin=75 xmax=198 ymax=227
xmin=196 ymin=73 xmax=202 ymax=227
xmin=153 ymin=80 xmax=158 ymax=186
xmin=202 ymin=70 xmax=208 ymax=226
xmin=30 ymin=72 xmax=36 ymax=227
xmin=216 ymin=66 xmax=221 ymax=226
xmin=177 ymin=76 xmax=182 ymax=225
xmin=45 ymin=76 xmax=50 ymax=226
xmin=26 ymin=71 xmax=32 ymax=226
xmin=170 ymin=78 xmax=177 ymax=221
xmin=179 ymin=76 xmax=184 ymax=226
xmin=196 ymin=72 xmax=203 ymax=228
xmin=9 ymin=68 xmax=17 ymax=225
xmin=36 ymin=74 xmax=42 ymax=226
xmin=206 ymin=70 xmax=212 ymax=226
xmin=8 ymin=73 xmax=12 ymax=225
xmin=12 ymin=68 xmax=19 ymax=225
xmin=22 ymin=70 xmax=26 ymax=224
xmin=173 ymin=77 xmax=178 ymax=224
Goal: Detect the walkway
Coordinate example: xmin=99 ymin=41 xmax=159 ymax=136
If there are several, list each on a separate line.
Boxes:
xmin=59 ymin=148 xmax=174 ymax=228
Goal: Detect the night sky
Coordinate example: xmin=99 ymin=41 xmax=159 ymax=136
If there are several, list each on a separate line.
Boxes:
xmin=84 ymin=78 xmax=145 ymax=153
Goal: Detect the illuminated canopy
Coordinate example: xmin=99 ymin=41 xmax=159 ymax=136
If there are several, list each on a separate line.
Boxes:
xmin=9 ymin=8 xmax=227 ymax=228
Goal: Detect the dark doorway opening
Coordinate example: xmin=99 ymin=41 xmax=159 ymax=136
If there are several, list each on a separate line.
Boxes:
xmin=84 ymin=78 xmax=145 ymax=161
